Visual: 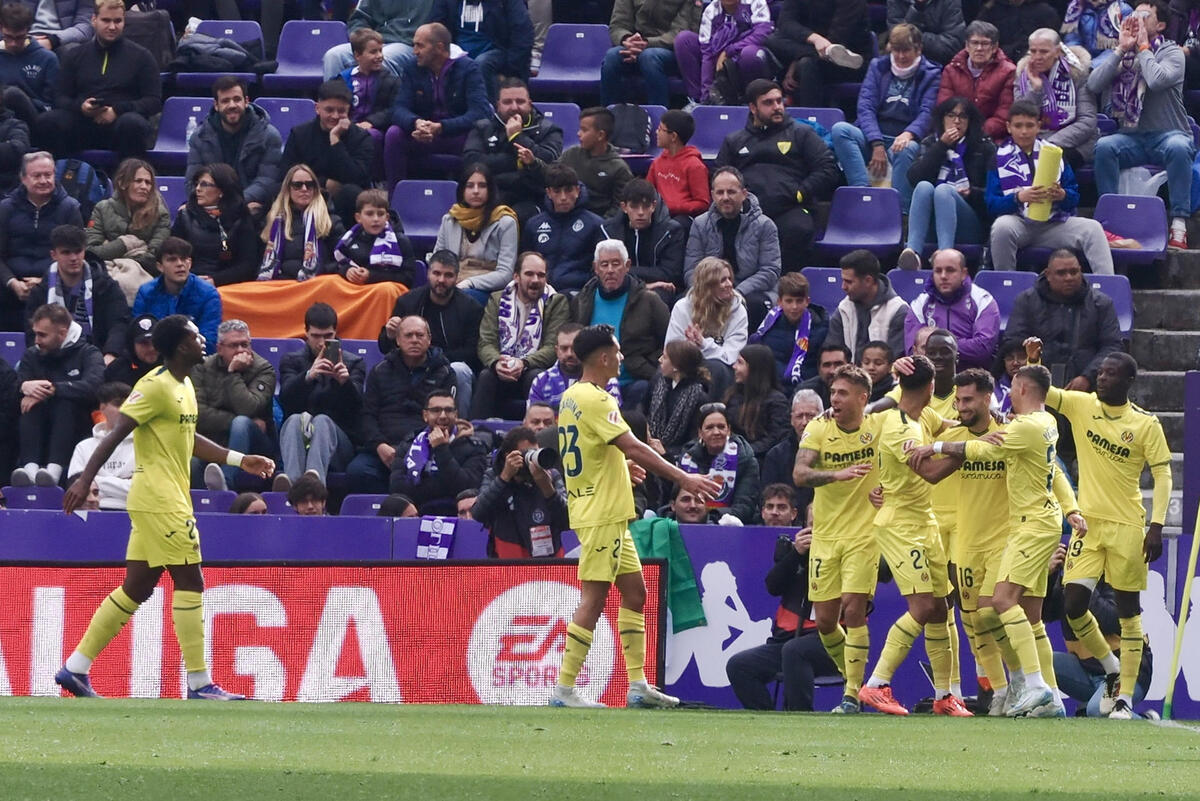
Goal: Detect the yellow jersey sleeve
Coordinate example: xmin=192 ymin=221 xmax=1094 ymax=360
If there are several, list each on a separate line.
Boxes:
xmin=967 ymin=413 xmax=1059 ymax=528
xmin=801 ymin=416 xmax=880 ymax=541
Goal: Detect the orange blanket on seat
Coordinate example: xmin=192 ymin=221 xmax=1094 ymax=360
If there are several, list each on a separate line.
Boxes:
xmin=217 ymin=275 xmax=407 ymax=339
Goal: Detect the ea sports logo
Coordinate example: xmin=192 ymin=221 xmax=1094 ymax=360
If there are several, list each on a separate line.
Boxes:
xmin=468 ymin=581 xmax=615 ymax=705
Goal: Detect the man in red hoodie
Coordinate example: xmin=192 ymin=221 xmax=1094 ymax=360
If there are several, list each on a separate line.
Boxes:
xmin=646 ymin=109 xmax=710 ymax=225
xmin=936 ymin=20 xmax=1016 ymax=142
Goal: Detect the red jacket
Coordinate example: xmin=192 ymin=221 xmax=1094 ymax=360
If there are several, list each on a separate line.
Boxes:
xmin=936 ymin=48 xmax=1017 ymax=142
xmin=647 ymin=145 xmax=711 ymax=217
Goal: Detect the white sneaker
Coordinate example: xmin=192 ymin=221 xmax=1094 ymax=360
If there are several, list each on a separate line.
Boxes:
xmin=1007 ymin=682 xmax=1053 ymax=717
xmin=271 ymin=472 xmax=292 ymax=492
xmin=549 ymin=684 xmax=606 ymax=708
xmin=897 ymin=247 xmax=922 ymax=271
xmin=988 ymin=688 xmax=1008 ymax=717
xmin=35 ymin=463 xmax=62 ymax=487
xmin=682 ymin=98 xmax=700 ymax=113
xmin=626 ymin=679 xmax=679 ymax=708
xmin=1003 ymin=671 xmax=1025 ymax=716
xmin=1099 ymin=672 xmax=1120 ymax=716
xmin=204 ymin=463 xmax=228 ymax=491
xmin=824 ymin=43 xmax=864 ymax=70
xmin=1109 ymin=698 xmax=1134 ymax=719
xmin=10 ymin=465 xmax=35 ymax=487
xmin=1029 ymin=695 xmax=1067 ymax=718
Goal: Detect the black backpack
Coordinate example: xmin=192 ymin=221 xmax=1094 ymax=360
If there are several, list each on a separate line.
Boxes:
xmin=609 ymin=103 xmax=652 ymax=155
xmin=123 ymin=6 xmax=176 ymax=71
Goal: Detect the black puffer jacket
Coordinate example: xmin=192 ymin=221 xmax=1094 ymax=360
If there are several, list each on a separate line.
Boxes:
xmin=715 ymin=115 xmax=840 ymax=218
xmin=15 ymin=325 xmax=105 ymax=405
xmin=170 ymin=201 xmax=260 ymax=286
xmin=278 ymin=347 xmax=366 ymax=445
xmin=906 ymin=133 xmax=997 ymax=219
xmin=388 ymin=426 xmax=491 ymax=514
xmin=601 ymin=200 xmax=685 ymax=292
xmin=377 ymin=285 xmax=484 ymax=368
xmin=24 ymin=260 xmax=131 ymax=357
xmin=463 ymin=106 xmax=563 ymax=208
xmin=360 ymin=347 xmax=457 ymax=451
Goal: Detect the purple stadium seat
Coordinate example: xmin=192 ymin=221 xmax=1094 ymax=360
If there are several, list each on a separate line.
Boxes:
xmin=2 ymin=486 xmax=64 ymax=510
xmin=174 ymin=20 xmax=265 ymax=93
xmin=191 ymin=489 xmax=236 ymax=513
xmin=255 ymin=97 xmax=317 ymax=148
xmin=887 ymin=268 xmax=931 ymax=304
xmin=147 ymin=97 xmax=212 ymax=171
xmin=261 ymin=491 xmax=296 ymax=514
xmin=339 ymin=494 xmax=389 ymax=516
xmin=973 ymin=271 xmax=1037 ymax=328
xmin=787 ymin=107 xmax=845 ymax=133
xmin=1096 ymin=113 xmax=1117 ymax=135
xmin=473 ymin=419 xmax=521 ymax=436
xmin=689 ymin=105 xmax=748 ymax=160
xmin=1 ymin=331 xmax=23 ymax=367
xmin=391 ymin=180 xmax=457 ymax=252
xmin=254 ymin=337 xmax=306 ymax=376
xmin=814 ymin=187 xmax=903 ymax=262
xmin=529 ymin=24 xmax=610 ymax=98
xmin=1087 ymin=273 xmax=1134 ymax=338
xmin=342 ymin=338 xmax=385 ymax=373
xmin=538 ymin=102 xmax=581 ymax=149
xmin=157 ymin=175 xmax=187 ymax=222
xmin=799 ymin=266 xmax=845 ymax=313
xmin=1094 ymin=194 xmax=1167 ymax=270
xmin=262 ymin=20 xmax=348 ymax=94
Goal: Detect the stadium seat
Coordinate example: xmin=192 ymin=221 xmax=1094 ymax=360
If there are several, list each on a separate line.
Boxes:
xmin=191 ymin=489 xmax=236 ymax=513
xmin=147 ymin=97 xmax=212 ymax=171
xmin=1096 ymin=113 xmax=1118 ymax=135
xmin=813 ymin=187 xmax=903 ymax=263
xmin=157 ymin=175 xmax=188 ymax=221
xmin=688 ymin=105 xmax=747 ymax=160
xmin=1088 ymin=273 xmax=1134 ymax=338
xmin=473 ymin=419 xmax=521 ymax=436
xmin=1 ymin=330 xmax=23 ymax=367
xmin=1 ymin=485 xmax=64 ymax=509
xmin=342 ymin=338 xmax=385 ymax=372
xmin=262 ymin=20 xmax=348 ymax=94
xmin=787 ymin=107 xmax=845 ymax=133
xmin=339 ymin=494 xmax=389 ymax=516
xmin=254 ymin=337 xmax=306 ymax=374
xmin=887 ymin=268 xmax=931 ymax=303
xmin=391 ymin=180 xmax=457 ymax=252
xmin=261 ymin=491 xmax=295 ymax=514
xmin=537 ymin=102 xmax=581 ymax=149
xmin=799 ymin=266 xmax=844 ymax=313
xmin=174 ymin=20 xmax=265 ymax=93
xmin=1094 ymin=194 xmax=1167 ymax=270
xmin=528 ymin=23 xmax=610 ymax=98
xmin=256 ymin=97 xmax=317 ymax=148
xmin=973 ymin=271 xmax=1036 ymax=328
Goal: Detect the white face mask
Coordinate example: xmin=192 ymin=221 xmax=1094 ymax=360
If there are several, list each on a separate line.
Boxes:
xmin=890 ymin=52 xmax=921 ymax=79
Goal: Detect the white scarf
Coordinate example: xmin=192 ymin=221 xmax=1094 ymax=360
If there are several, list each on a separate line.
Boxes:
xmin=891 ymin=54 xmax=921 ymax=80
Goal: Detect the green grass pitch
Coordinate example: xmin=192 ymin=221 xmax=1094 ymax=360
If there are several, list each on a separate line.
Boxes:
xmin=2 ymin=698 xmax=1198 ymax=800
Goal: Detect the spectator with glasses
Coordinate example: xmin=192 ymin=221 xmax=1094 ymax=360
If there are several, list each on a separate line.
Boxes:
xmin=935 ymin=21 xmax=1017 ymax=141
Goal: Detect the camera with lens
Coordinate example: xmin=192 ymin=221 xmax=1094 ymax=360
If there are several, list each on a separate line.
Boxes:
xmin=523 ymin=448 xmax=556 ymax=470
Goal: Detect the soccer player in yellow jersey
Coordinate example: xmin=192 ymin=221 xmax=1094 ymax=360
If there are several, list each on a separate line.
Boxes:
xmin=1030 ymin=339 xmax=1173 ymax=720
xmin=916 ymin=365 xmax=1087 ymax=717
xmin=794 ymin=364 xmax=877 ymax=714
xmin=55 ymin=316 xmax=276 ymax=700
xmin=856 ymin=356 xmax=970 ymax=716
xmin=551 ymin=325 xmax=721 ymax=709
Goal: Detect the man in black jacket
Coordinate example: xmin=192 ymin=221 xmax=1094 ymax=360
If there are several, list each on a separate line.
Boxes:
xmin=0 ymin=353 xmax=17 ymax=478
xmin=348 ymin=315 xmax=457 ymax=493
xmin=378 ymin=250 xmax=483 ymax=416
xmin=760 ymin=389 xmax=822 ymax=513
xmin=474 ymin=425 xmax=569 ymax=557
xmin=886 ymin=0 xmax=967 ymax=66
xmin=462 ymin=77 xmax=563 ymax=224
xmin=600 ymin=179 xmax=684 ymax=306
xmin=281 ymin=80 xmax=375 ymax=221
xmin=388 ymin=388 xmax=490 ymax=514
xmin=25 ymin=225 xmax=129 ymax=365
xmin=12 ymin=302 xmax=104 ymax=487
xmin=34 ymin=0 xmax=161 ymax=158
xmin=714 ymin=79 xmax=841 ymax=271
xmin=725 ymin=528 xmax=842 ymax=711
xmin=275 ymin=303 xmax=366 ymax=488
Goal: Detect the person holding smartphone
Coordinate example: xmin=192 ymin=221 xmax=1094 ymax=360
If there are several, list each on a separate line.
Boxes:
xmin=274 ymin=302 xmax=366 ymax=490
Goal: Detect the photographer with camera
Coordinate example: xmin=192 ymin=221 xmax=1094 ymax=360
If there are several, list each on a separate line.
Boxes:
xmin=388 ymin=388 xmax=491 ymax=515
xmin=473 ymin=425 xmax=569 ymax=558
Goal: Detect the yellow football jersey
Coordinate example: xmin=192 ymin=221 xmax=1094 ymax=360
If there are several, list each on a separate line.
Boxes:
xmin=122 ymin=367 xmax=197 ymax=516
xmin=888 ymin=386 xmax=959 ymax=524
xmin=558 ymin=381 xmax=635 ymax=529
xmin=873 ymin=407 xmax=937 ymax=528
xmin=965 ymin=410 xmax=1062 ymax=530
xmin=1046 ymin=387 xmax=1172 ymax=526
xmin=939 ymin=421 xmax=1008 ymax=554
xmin=798 ymin=415 xmax=881 ymax=540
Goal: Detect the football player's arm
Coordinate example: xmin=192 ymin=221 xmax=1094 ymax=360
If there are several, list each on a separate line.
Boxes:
xmin=793 ymin=445 xmax=871 ymax=486
xmin=193 ymin=433 xmax=275 ymax=478
xmin=63 ymin=413 xmax=139 ymax=513
xmin=1052 ymin=462 xmax=1080 ymax=516
xmin=612 ymin=431 xmax=721 ymax=500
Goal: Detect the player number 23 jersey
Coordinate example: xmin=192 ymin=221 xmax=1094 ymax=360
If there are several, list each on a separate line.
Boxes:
xmin=558 ymin=382 xmax=635 ymax=529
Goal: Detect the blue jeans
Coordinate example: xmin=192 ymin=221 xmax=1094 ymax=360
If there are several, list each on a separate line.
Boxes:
xmin=601 ymin=46 xmax=677 ymax=107
xmin=345 ymin=451 xmax=392 ymax=494
xmin=450 ymin=361 xmax=475 ymax=418
xmin=474 ymin=47 xmax=507 ymax=100
xmin=905 ymin=181 xmax=985 ymax=251
xmin=1052 ymin=651 xmax=1147 ymax=717
xmin=830 ymin=121 xmax=919 ymax=211
xmin=1094 ymin=129 xmax=1196 ymax=218
xmin=279 ymin=413 xmax=354 ymax=483
xmin=223 ymin=415 xmax=275 ymax=486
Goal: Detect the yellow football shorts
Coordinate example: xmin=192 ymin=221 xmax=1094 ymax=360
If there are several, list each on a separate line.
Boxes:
xmin=875 ymin=522 xmax=950 ymax=597
xmin=127 ymin=510 xmax=202 ymax=568
xmin=995 ymin=522 xmax=1060 ymax=598
xmin=576 ymin=522 xmax=641 ymax=583
xmin=956 ymin=546 xmax=1006 ymax=611
xmin=808 ymin=534 xmax=880 ymax=602
xmin=1064 ymin=519 xmax=1149 ymax=593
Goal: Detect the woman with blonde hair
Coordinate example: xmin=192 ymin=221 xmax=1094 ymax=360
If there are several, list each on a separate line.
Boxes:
xmin=257 ymin=163 xmax=346 ymax=281
xmin=86 ymin=158 xmax=171 ymax=303
xmin=665 ymin=256 xmax=748 ymax=399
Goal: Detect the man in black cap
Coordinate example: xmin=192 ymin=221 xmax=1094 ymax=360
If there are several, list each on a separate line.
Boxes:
xmin=103 ymin=313 xmax=158 ymax=386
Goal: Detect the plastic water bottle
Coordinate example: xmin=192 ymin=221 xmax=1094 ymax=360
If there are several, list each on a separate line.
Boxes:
xmin=185 ymin=115 xmax=198 ymax=143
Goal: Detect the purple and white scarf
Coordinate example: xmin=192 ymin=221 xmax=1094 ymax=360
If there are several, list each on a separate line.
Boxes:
xmin=937 ymin=140 xmax=970 ymax=190
xmin=1062 ymin=0 xmax=1125 ymax=51
xmin=529 ymin=363 xmax=621 ymax=408
xmin=416 ymin=516 xmax=456 ymax=559
xmin=496 ymin=280 xmax=553 ymax=359
xmin=258 ymin=209 xmax=320 ymax=281
xmin=995 ymin=137 xmax=1068 ymax=222
xmin=405 ymin=426 xmax=457 ymax=483
xmin=1016 ymin=49 xmax=1079 ymax=131
xmin=1111 ymin=35 xmax=1166 ymax=128
xmin=333 ymin=222 xmax=405 ymax=270
xmin=680 ymin=438 xmax=738 ymax=508
xmin=749 ymin=307 xmax=811 ymax=385
xmin=45 ymin=261 xmax=94 ymax=338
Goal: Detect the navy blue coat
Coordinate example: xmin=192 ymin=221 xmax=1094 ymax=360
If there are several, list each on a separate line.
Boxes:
xmin=391 ymin=53 xmax=491 ymax=136
xmin=523 ymin=187 xmax=604 ymax=293
xmin=432 ymin=0 xmax=534 ymax=76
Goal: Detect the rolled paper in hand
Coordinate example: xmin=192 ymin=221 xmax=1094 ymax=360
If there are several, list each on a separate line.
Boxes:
xmin=1025 ymin=141 xmax=1063 ymax=222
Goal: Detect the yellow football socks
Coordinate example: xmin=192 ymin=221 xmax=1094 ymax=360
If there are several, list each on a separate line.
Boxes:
xmin=1069 ymin=611 xmax=1116 ymax=667
xmin=171 ymin=590 xmax=207 ymax=674
xmin=946 ymin=607 xmax=961 ymax=695
xmin=844 ymin=625 xmax=870 ymax=697
xmin=925 ymin=620 xmax=953 ymax=696
xmin=76 ymin=587 xmax=140 ymax=662
xmin=1030 ymin=620 xmax=1057 ymax=689
xmin=977 ymin=605 xmax=1020 ymax=672
xmin=557 ymin=622 xmax=593 ymax=688
xmin=819 ymin=625 xmax=847 ymax=676
xmin=999 ymin=606 xmax=1042 ymax=679
xmin=617 ymin=608 xmax=646 ymax=684
xmin=1119 ymin=616 xmax=1144 ymax=700
xmin=969 ymin=610 xmax=1008 ymax=690
xmin=869 ymin=612 xmax=921 ymax=685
